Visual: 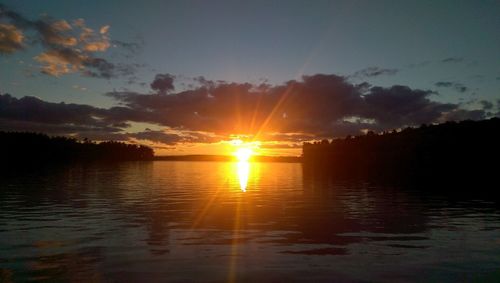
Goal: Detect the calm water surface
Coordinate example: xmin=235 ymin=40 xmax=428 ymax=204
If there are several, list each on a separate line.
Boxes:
xmin=1 ymin=161 xmax=500 ymax=282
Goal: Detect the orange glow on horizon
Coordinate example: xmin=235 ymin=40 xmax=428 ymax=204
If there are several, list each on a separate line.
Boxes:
xmin=234 ymin=147 xmax=253 ymax=162
xmin=230 ymin=139 xmax=260 ymax=161
xmin=151 ymin=137 xmax=301 ymax=157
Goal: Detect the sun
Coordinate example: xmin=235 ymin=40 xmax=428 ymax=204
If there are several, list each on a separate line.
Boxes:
xmin=234 ymin=147 xmax=253 ymax=162
xmin=230 ymin=139 xmax=259 ymax=162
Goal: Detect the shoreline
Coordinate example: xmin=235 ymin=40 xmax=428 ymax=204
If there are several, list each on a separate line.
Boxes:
xmin=153 ymin=155 xmax=302 ymax=163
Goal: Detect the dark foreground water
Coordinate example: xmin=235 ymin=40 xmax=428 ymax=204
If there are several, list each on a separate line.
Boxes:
xmin=1 ymin=161 xmax=500 ymax=282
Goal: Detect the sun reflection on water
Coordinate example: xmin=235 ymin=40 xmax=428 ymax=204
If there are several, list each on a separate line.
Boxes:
xmin=230 ymin=139 xmax=260 ymax=192
xmin=236 ymin=161 xmax=250 ymax=192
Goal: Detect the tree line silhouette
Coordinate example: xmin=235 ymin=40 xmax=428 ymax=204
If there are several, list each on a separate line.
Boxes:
xmin=302 ymin=118 xmax=500 ymax=184
xmin=0 ymin=132 xmax=154 ymax=165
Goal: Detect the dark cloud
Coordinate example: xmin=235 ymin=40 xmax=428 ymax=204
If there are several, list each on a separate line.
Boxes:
xmin=260 ymin=143 xmax=302 ymax=149
xmin=106 ymin=74 xmax=486 ymax=138
xmin=150 ymin=74 xmax=175 ymax=94
xmin=456 ymin=85 xmax=468 ymax=93
xmin=82 ymin=58 xmax=139 ymax=79
xmin=480 ymin=100 xmax=493 ymax=110
xmin=363 ymin=86 xmax=454 ymax=127
xmin=439 ymin=109 xmax=486 ymax=122
xmin=127 ymin=130 xmax=184 ymax=145
xmin=0 ymin=93 xmax=123 ymax=130
xmin=0 ymin=92 xmax=219 ymax=147
xmin=435 ymin=81 xmax=468 ymax=93
xmin=351 ymin=67 xmax=398 ymax=78
xmin=0 ymin=73 xmax=492 ymax=147
xmin=107 ymin=74 xmax=365 ymax=135
xmin=435 ymin=81 xmax=453 ymax=87
xmin=129 ymin=129 xmax=219 ymax=145
xmin=0 ymin=118 xmax=117 ymax=135
xmin=111 ymin=38 xmax=144 ymax=57
xmin=260 ymin=133 xmax=316 ymax=142
xmin=82 ymin=57 xmax=116 ymax=79
xmin=441 ymin=57 xmax=464 ymax=63
xmin=61 ymin=129 xmax=218 ymax=147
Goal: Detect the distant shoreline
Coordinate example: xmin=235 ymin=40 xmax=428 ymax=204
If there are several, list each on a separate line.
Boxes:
xmin=154 ymin=155 xmax=302 ymax=163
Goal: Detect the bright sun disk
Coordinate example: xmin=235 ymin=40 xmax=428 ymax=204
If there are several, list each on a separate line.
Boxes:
xmin=234 ymin=147 xmax=253 ymax=162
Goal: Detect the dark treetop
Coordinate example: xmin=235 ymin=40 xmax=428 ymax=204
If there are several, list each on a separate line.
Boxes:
xmin=0 ymin=132 xmax=154 ymax=165
xmin=302 ymin=118 xmax=500 ymax=184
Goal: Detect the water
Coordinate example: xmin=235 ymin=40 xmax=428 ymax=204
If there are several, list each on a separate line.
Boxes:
xmin=1 ymin=161 xmax=500 ymax=282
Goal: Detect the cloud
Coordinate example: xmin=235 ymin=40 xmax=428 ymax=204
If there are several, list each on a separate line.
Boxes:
xmin=435 ymin=81 xmax=468 ymax=93
xmin=99 ymin=25 xmax=110 ymax=34
xmin=150 ymin=74 xmax=175 ymax=94
xmin=34 ymin=48 xmax=86 ymax=76
xmin=438 ymin=109 xmax=486 ymax=122
xmin=259 ymin=133 xmax=316 ymax=142
xmin=108 ymin=74 xmax=360 ymax=134
xmin=106 ymin=74 xmax=486 ymax=137
xmin=82 ymin=57 xmax=116 ymax=79
xmin=72 ymin=85 xmax=87 ymax=91
xmin=434 ymin=82 xmax=453 ymax=87
xmin=129 ymin=129 xmax=220 ymax=145
xmin=0 ymin=74 xmax=492 ymax=147
xmin=111 ymin=38 xmax=144 ymax=58
xmin=480 ymin=100 xmax=493 ymax=110
xmin=0 ymin=118 xmax=118 ymax=136
xmin=363 ymin=86 xmax=456 ymax=127
xmin=51 ymin=20 xmax=72 ymax=32
xmin=0 ymin=23 xmax=24 ymax=53
xmin=0 ymin=92 xmax=220 ymax=147
xmin=0 ymin=93 xmax=120 ymax=129
xmin=259 ymin=142 xmax=302 ymax=149
xmin=441 ymin=57 xmax=464 ymax=63
xmin=0 ymin=4 xmax=132 ymax=79
xmin=351 ymin=67 xmax=398 ymax=78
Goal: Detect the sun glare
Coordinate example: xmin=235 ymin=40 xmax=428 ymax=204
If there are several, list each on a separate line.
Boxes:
xmin=229 ymin=139 xmax=260 ymax=191
xmin=234 ymin=147 xmax=253 ymax=162
xmin=230 ymin=139 xmax=259 ymax=162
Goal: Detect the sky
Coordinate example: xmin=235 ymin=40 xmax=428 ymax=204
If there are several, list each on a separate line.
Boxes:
xmin=1 ymin=0 xmax=499 ymax=155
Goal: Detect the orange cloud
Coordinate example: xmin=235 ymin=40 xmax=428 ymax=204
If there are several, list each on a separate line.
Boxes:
xmin=0 ymin=4 xmax=117 ymax=78
xmin=0 ymin=23 xmax=24 ymax=53
xmin=34 ymin=49 xmax=86 ymax=76
xmin=50 ymin=20 xmax=72 ymax=32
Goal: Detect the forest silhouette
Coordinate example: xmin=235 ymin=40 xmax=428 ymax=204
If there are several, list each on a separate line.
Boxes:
xmin=0 ymin=132 xmax=153 ymax=166
xmin=303 ymin=118 xmax=500 ymax=184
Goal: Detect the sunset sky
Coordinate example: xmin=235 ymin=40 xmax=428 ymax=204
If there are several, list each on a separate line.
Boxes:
xmin=1 ymin=0 xmax=499 ymax=155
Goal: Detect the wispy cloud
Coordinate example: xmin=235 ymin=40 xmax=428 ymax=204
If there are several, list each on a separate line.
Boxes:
xmin=351 ymin=66 xmax=398 ymax=78
xmin=434 ymin=81 xmax=468 ymax=93
xmin=441 ymin=57 xmax=464 ymax=63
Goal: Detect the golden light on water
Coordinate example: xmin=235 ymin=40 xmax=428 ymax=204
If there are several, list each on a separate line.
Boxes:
xmin=236 ymin=161 xmax=249 ymax=192
xmin=230 ymin=139 xmax=259 ymax=192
